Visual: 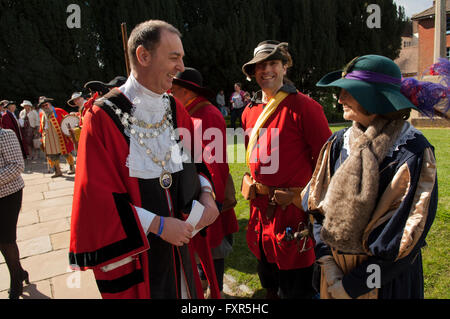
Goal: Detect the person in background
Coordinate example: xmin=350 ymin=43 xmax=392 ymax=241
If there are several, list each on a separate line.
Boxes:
xmin=230 ymin=83 xmax=246 ymax=129
xmin=0 ymin=100 xmax=7 ymax=116
xmin=215 ymin=90 xmax=228 ymax=117
xmin=1 ymin=101 xmax=27 ymax=159
xmin=67 ymin=92 xmax=86 ymax=114
xmin=67 ymin=92 xmax=87 ymax=147
xmin=19 ymin=100 xmax=40 ymax=160
xmin=172 ymin=67 xmax=239 ymax=298
xmin=38 ymin=97 xmax=75 ymax=177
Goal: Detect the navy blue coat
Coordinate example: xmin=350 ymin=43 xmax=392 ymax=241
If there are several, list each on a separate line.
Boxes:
xmin=302 ymin=125 xmax=437 ymax=299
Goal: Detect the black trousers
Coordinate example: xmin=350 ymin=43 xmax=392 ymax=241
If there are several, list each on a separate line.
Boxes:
xmin=198 ymin=258 xmax=225 ymax=291
xmin=230 ymin=107 xmax=244 ymax=129
xmin=0 ymin=189 xmax=23 ymax=244
xmin=257 ymin=237 xmax=314 ymax=299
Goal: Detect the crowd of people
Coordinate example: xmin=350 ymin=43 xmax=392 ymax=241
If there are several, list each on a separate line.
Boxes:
xmin=1 ymin=18 xmax=447 ymax=300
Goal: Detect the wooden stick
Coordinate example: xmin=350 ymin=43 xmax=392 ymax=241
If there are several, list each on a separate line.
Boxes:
xmin=67 ymin=123 xmax=79 ymax=151
xmin=121 ymin=23 xmax=131 ymax=77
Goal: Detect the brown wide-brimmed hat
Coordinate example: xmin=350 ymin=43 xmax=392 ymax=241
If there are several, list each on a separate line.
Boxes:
xmin=38 ymin=96 xmax=54 ymax=107
xmin=172 ymin=67 xmax=215 ymax=101
xmin=242 ymin=40 xmax=292 ymax=80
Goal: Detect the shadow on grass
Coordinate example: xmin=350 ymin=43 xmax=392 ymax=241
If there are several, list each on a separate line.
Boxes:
xmin=224 ymin=218 xmax=258 ymax=276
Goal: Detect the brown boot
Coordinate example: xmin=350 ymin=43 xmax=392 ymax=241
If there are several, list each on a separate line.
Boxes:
xmin=51 ymin=163 xmax=63 ymax=178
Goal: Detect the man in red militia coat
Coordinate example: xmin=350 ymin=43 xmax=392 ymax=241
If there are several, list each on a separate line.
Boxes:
xmin=172 ymin=67 xmax=239 ymax=298
xmin=241 ymin=40 xmax=332 ymax=298
xmin=69 ymin=20 xmax=219 ymax=299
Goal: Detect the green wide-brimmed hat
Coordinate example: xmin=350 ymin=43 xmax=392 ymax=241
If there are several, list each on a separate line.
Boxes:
xmin=316 ymin=55 xmax=418 ymax=114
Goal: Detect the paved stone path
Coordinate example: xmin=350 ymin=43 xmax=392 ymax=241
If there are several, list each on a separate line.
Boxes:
xmin=0 ymin=154 xmax=252 ymax=299
xmin=0 ymin=156 xmax=100 ymax=299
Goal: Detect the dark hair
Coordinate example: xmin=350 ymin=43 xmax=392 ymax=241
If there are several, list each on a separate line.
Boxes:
xmin=128 ymin=20 xmax=181 ymax=68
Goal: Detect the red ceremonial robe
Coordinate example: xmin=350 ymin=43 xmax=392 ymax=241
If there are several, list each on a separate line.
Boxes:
xmin=79 ymin=92 xmax=99 ymax=127
xmin=1 ymin=110 xmax=28 ymax=158
xmin=241 ymin=85 xmax=332 ymax=270
xmin=69 ymin=89 xmax=215 ymax=299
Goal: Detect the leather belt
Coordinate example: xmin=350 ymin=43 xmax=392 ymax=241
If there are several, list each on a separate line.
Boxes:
xmin=255 ymin=183 xmax=304 ymax=219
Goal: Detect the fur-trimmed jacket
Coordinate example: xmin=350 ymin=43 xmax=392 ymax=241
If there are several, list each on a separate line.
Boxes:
xmin=302 ymin=122 xmax=437 ymax=299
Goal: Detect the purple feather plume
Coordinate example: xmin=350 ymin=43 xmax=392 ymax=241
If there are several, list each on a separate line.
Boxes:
xmin=400 ymin=58 xmax=450 ymax=118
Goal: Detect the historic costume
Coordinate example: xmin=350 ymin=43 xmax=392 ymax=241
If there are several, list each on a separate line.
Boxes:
xmin=173 ymin=68 xmax=239 ymax=297
xmin=67 ymin=92 xmax=86 ymax=143
xmin=302 ymin=55 xmax=442 ymax=299
xmin=185 ymin=97 xmax=238 ymax=249
xmin=69 ymin=74 xmax=216 ymax=299
xmin=240 ymin=40 xmax=332 ymax=298
xmin=241 ymin=84 xmax=331 ymax=288
xmin=38 ymin=98 xmax=75 ymax=176
xmin=303 ymin=123 xmax=437 ymax=299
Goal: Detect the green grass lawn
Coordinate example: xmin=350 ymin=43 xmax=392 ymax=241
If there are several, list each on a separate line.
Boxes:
xmin=225 ymin=125 xmax=449 ymax=299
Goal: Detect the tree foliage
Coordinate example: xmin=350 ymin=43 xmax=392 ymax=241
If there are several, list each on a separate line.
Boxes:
xmin=0 ymin=0 xmax=407 ymax=117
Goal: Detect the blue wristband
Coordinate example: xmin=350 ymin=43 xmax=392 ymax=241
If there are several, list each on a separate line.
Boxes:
xmin=157 ymin=216 xmax=164 ymax=237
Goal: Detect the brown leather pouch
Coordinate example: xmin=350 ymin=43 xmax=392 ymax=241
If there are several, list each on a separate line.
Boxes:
xmin=273 ymin=189 xmax=294 ymax=210
xmin=241 ymin=173 xmax=256 ymax=200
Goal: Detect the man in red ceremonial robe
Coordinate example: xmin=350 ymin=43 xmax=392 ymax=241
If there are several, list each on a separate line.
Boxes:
xmin=69 ymin=20 xmax=219 ymax=299
xmin=241 ymin=41 xmax=332 ymax=298
xmin=172 ymin=67 xmax=239 ymax=298
xmin=38 ymin=97 xmax=75 ymax=178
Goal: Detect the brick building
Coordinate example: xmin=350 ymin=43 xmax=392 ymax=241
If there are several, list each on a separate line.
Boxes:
xmin=412 ymin=0 xmax=450 ymax=75
xmin=394 ymin=21 xmax=419 ymax=78
xmin=408 ymin=1 xmax=450 ymax=127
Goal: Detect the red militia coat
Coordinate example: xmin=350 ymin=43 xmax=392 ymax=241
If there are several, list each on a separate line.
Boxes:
xmin=186 ymin=96 xmax=239 ymax=249
xmin=69 ymin=89 xmax=216 ymax=299
xmin=241 ymin=85 xmax=332 ymax=270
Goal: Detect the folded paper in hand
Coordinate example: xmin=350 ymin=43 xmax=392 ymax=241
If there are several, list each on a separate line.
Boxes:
xmin=186 ymin=200 xmax=205 ymax=237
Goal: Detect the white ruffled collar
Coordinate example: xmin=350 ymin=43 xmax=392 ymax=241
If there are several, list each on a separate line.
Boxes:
xmin=343 ymin=121 xmax=421 ymax=158
xmin=120 ymin=74 xmax=183 ymax=180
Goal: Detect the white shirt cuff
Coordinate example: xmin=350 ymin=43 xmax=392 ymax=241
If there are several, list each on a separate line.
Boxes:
xmin=199 ymin=174 xmax=212 ymax=189
xmin=135 ymin=206 xmax=157 ymax=235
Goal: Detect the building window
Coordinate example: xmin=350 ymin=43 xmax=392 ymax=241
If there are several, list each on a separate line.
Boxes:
xmin=447 ymin=47 xmax=450 ymax=60
xmin=447 ymin=16 xmax=450 ymax=34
